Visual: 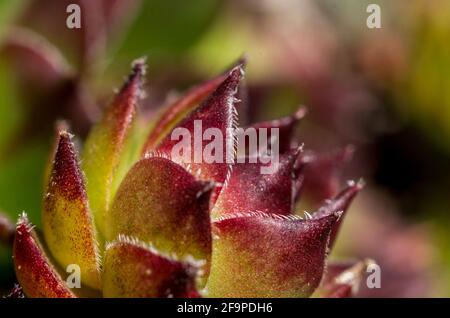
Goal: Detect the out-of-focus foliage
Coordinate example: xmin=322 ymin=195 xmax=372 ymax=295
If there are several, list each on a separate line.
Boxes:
xmin=398 ymin=2 xmax=450 ymax=153
xmin=116 ymin=0 xmax=220 ymax=60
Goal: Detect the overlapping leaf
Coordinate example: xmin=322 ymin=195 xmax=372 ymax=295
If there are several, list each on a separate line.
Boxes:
xmin=301 ymin=146 xmax=354 ymax=203
xmin=42 ymin=130 xmax=101 ymax=289
xmin=150 ymin=66 xmax=243 ymax=186
xmin=312 ymin=180 xmax=364 ymax=248
xmin=142 ymin=73 xmax=228 ymax=152
xmin=142 ymin=57 xmax=247 ymax=152
xmin=106 ymin=157 xmax=213 ymax=272
xmin=103 ymin=237 xmax=201 ymax=298
xmin=82 ymin=59 xmax=144 ymax=236
xmin=5 ymin=55 xmax=368 ymax=299
xmin=206 ymin=211 xmax=340 ymax=297
xmin=13 ymin=214 xmax=75 ymax=298
xmin=243 ymin=107 xmax=306 ymax=155
xmin=212 ymin=148 xmax=304 ymax=218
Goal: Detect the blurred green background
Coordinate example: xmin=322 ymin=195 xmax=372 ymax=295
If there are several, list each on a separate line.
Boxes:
xmin=1 ymin=0 xmax=450 ymax=297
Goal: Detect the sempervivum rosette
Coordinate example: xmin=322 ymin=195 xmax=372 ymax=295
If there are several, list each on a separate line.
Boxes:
xmin=6 ymin=58 xmax=373 ymax=298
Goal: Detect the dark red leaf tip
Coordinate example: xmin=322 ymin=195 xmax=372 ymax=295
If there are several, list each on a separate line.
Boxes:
xmin=50 ymin=130 xmax=86 ymax=202
xmin=14 ymin=213 xmax=75 ymax=298
xmin=118 ymin=57 xmax=146 ymax=99
xmin=16 ymin=213 xmax=34 ymax=237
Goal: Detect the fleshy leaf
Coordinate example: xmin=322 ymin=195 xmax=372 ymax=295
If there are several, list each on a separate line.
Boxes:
xmin=301 ymin=146 xmax=354 ymax=204
xmin=315 ymin=260 xmax=374 ymax=298
xmin=313 ymin=180 xmax=364 ymax=248
xmin=212 ymin=148 xmax=304 ymax=218
xmin=42 ymin=130 xmax=101 ymax=289
xmin=206 ymin=211 xmax=340 ymax=297
xmin=13 ymin=214 xmax=75 ymax=298
xmin=103 ymin=236 xmax=201 ymax=298
xmin=106 ymin=157 xmax=213 ymax=272
xmin=82 ymin=58 xmax=145 ymax=236
xmin=242 ymin=107 xmax=306 ymax=155
xmin=150 ymin=66 xmax=243 ymax=186
xmin=143 ymin=76 xmax=227 ymax=152
xmin=0 ymin=212 xmax=14 ymax=246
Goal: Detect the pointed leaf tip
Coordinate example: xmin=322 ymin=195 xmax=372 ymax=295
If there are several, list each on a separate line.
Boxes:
xmin=151 ymin=66 xmax=243 ymax=186
xmin=120 ymin=57 xmax=146 ymax=97
xmin=206 ymin=212 xmax=339 ymax=297
xmin=313 ymin=179 xmax=364 ymax=248
xmin=301 ymin=145 xmax=355 ymax=203
xmin=82 ymin=60 xmax=145 ymax=236
xmin=245 ymin=106 xmax=307 ymax=154
xmin=44 ymin=120 xmax=71 ymax=190
xmin=143 ymin=59 xmax=245 ymax=153
xmin=13 ymin=214 xmax=75 ymax=298
xmin=43 ymin=130 xmax=101 ymax=289
xmin=103 ymin=237 xmax=201 ymax=298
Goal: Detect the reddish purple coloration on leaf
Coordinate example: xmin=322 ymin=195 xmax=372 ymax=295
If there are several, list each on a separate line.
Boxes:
xmin=47 ymin=131 xmax=86 ymax=201
xmin=143 ymin=74 xmax=228 ymax=152
xmin=316 ymin=260 xmax=373 ymax=298
xmin=82 ymin=58 xmax=145 ymax=236
xmin=153 ymin=67 xmax=243 ymax=185
xmin=143 ymin=58 xmax=247 ymax=152
xmin=322 ymin=283 xmax=353 ymax=298
xmin=313 ymin=179 xmax=364 ymax=247
xmin=42 ymin=130 xmax=101 ymax=289
xmin=106 ymin=157 xmax=213 ymax=270
xmin=8 ymin=56 xmax=367 ymax=298
xmin=43 ymin=121 xmax=70 ymax=189
xmin=206 ymin=211 xmax=340 ymax=297
xmin=107 ymin=59 xmax=145 ymax=129
xmin=103 ymin=238 xmax=201 ymax=298
xmin=213 ymin=148 xmax=304 ymax=218
xmin=248 ymin=107 xmax=306 ymax=154
xmin=301 ymin=146 xmax=355 ymax=203
xmin=13 ymin=215 xmax=75 ymax=298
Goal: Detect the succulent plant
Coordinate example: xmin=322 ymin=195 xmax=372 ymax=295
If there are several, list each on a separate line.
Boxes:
xmin=5 ymin=57 xmax=372 ymax=298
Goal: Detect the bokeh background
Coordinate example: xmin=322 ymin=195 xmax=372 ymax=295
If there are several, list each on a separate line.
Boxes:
xmin=0 ymin=0 xmax=449 ymax=297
